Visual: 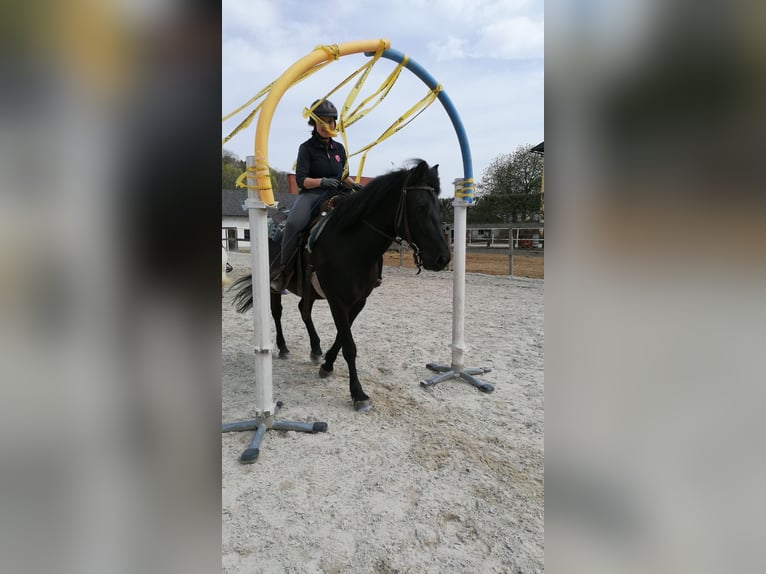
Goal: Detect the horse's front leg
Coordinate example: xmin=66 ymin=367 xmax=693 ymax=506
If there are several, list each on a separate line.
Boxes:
xmin=320 ymin=300 xmax=370 ymax=412
xmin=271 ymin=291 xmax=289 ymax=359
xmin=318 ymin=335 xmax=342 ymax=378
xmin=298 ymin=295 xmax=323 ymax=363
xmin=319 ymin=298 xmax=365 ymax=377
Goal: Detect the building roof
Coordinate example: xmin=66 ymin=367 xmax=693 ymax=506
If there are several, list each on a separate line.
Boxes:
xmin=222 ymin=189 xmax=298 ymax=217
xmin=530 ymin=141 xmax=544 ymax=155
xmin=222 ymin=189 xmax=247 ymax=216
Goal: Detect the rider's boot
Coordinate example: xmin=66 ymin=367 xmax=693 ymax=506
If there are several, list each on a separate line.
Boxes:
xmin=270 ymin=246 xmax=297 ymax=293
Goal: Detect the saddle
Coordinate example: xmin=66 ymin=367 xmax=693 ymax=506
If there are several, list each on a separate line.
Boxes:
xmin=306 ymin=194 xmax=345 ymax=253
xmin=269 ymin=192 xmax=349 ymax=296
xmin=268 ymin=193 xmax=347 ymax=243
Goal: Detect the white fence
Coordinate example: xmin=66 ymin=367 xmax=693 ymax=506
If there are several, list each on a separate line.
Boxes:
xmin=223 ymin=223 xmax=544 ymax=277
xmin=222 ymin=226 xmax=249 ymax=252
xmin=396 ymin=223 xmax=544 ymax=276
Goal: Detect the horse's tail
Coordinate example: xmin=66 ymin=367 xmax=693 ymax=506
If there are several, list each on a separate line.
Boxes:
xmin=230 ymin=273 xmax=253 ymax=313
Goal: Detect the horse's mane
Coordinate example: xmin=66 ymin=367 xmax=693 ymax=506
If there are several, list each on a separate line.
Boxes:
xmin=331 ymin=159 xmax=439 ymax=230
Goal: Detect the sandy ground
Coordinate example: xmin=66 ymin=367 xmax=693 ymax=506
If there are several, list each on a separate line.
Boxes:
xmin=222 ymin=250 xmax=544 ymax=573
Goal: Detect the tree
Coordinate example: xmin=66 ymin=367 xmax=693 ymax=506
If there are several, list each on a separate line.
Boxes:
xmin=469 ymin=194 xmax=508 ymax=223
xmin=222 ymin=149 xmax=283 ymax=193
xmin=222 ymin=149 xmax=245 ymax=189
xmin=439 ymin=197 xmax=454 ymax=225
xmin=472 ymin=145 xmax=543 ymax=223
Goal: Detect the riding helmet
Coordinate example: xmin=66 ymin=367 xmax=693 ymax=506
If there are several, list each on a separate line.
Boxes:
xmin=308 ymin=99 xmax=338 ymax=124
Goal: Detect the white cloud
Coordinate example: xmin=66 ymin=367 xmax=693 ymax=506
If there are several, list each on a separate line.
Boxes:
xmin=428 ymin=36 xmax=468 ymax=60
xmin=477 ymin=17 xmax=544 ymax=59
xmin=427 ymin=8 xmax=543 ymax=61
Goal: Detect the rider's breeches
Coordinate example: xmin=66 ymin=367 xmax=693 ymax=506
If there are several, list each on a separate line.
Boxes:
xmin=280 ymin=191 xmax=324 ymax=264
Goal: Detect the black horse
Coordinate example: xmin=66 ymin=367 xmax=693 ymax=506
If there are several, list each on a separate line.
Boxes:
xmin=231 ymin=159 xmax=451 ymax=411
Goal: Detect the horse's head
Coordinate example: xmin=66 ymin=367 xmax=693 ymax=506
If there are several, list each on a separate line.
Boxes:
xmin=402 ymin=161 xmax=451 ymax=271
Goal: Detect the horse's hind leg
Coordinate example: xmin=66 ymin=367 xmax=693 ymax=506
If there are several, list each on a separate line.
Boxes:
xmin=298 ymin=295 xmax=323 ymax=362
xmin=271 ymin=292 xmax=289 ymax=359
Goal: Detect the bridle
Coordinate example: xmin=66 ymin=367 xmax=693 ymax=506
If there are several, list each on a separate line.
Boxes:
xmin=362 ymin=179 xmax=436 ymax=274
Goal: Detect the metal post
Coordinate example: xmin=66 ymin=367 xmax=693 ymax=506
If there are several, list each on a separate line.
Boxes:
xmin=451 ymin=197 xmax=467 ymax=371
xmin=245 ymin=156 xmax=275 ymax=417
xmin=222 ymin=156 xmax=328 ymax=464
xmin=509 ymin=226 xmax=514 ymax=276
xmin=421 ymin=179 xmax=493 ymax=393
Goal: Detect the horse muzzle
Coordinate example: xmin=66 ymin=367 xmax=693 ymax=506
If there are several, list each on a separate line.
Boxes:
xmin=423 ymin=252 xmax=451 ymax=272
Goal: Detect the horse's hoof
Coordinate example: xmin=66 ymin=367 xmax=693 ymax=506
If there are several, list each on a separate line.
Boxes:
xmin=353 ymin=400 xmax=372 ymax=413
xmin=310 ymin=352 xmax=323 ymax=364
xmin=318 ymin=366 xmax=332 ymax=379
xmin=278 ymin=351 xmax=290 ymax=360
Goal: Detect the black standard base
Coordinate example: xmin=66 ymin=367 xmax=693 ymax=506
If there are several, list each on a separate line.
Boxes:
xmin=420 ymin=363 xmax=495 ymax=393
xmin=222 ymin=401 xmax=328 ymax=464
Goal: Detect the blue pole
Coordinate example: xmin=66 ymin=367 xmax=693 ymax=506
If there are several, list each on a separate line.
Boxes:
xmin=365 ymin=47 xmax=490 ymax=384
xmin=370 ymin=48 xmax=474 ymax=203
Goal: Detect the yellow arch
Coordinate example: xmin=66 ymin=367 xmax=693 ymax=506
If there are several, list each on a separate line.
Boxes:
xmin=253 ymin=39 xmax=391 ymax=205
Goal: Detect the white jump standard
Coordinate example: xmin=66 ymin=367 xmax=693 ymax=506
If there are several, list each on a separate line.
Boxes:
xmin=420 ymin=179 xmax=494 ymax=394
xmin=222 ymin=401 xmax=327 ymax=464
xmin=222 ymin=156 xmax=328 ymax=464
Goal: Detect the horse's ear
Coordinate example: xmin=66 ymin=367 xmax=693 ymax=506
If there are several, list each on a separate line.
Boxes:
xmin=412 ymin=160 xmax=429 ymax=180
xmin=428 ymin=163 xmax=440 ymax=194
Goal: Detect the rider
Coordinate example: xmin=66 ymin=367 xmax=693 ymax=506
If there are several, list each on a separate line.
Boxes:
xmin=270 ymin=99 xmax=360 ymax=292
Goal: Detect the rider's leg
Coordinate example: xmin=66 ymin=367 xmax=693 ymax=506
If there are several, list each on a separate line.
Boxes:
xmin=271 ymin=192 xmax=322 ymax=291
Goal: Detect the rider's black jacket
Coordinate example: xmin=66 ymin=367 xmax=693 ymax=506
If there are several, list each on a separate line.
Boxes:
xmin=295 ymin=132 xmax=347 ymax=191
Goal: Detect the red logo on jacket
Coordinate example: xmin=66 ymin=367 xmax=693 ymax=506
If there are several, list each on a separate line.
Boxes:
xmin=334 ymin=154 xmax=341 ymax=163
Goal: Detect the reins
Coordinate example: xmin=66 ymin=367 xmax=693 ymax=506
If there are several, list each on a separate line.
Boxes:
xmin=362 ymin=179 xmax=435 ymax=274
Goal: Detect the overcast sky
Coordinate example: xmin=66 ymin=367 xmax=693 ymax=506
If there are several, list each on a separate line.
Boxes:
xmin=222 ymin=0 xmax=543 ymax=197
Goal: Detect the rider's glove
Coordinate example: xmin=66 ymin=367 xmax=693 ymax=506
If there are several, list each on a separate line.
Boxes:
xmin=320 ymin=177 xmax=340 ymax=189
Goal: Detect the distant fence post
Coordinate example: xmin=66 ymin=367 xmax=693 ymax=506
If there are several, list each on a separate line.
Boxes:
xmin=508 ymin=225 xmax=514 ymax=276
